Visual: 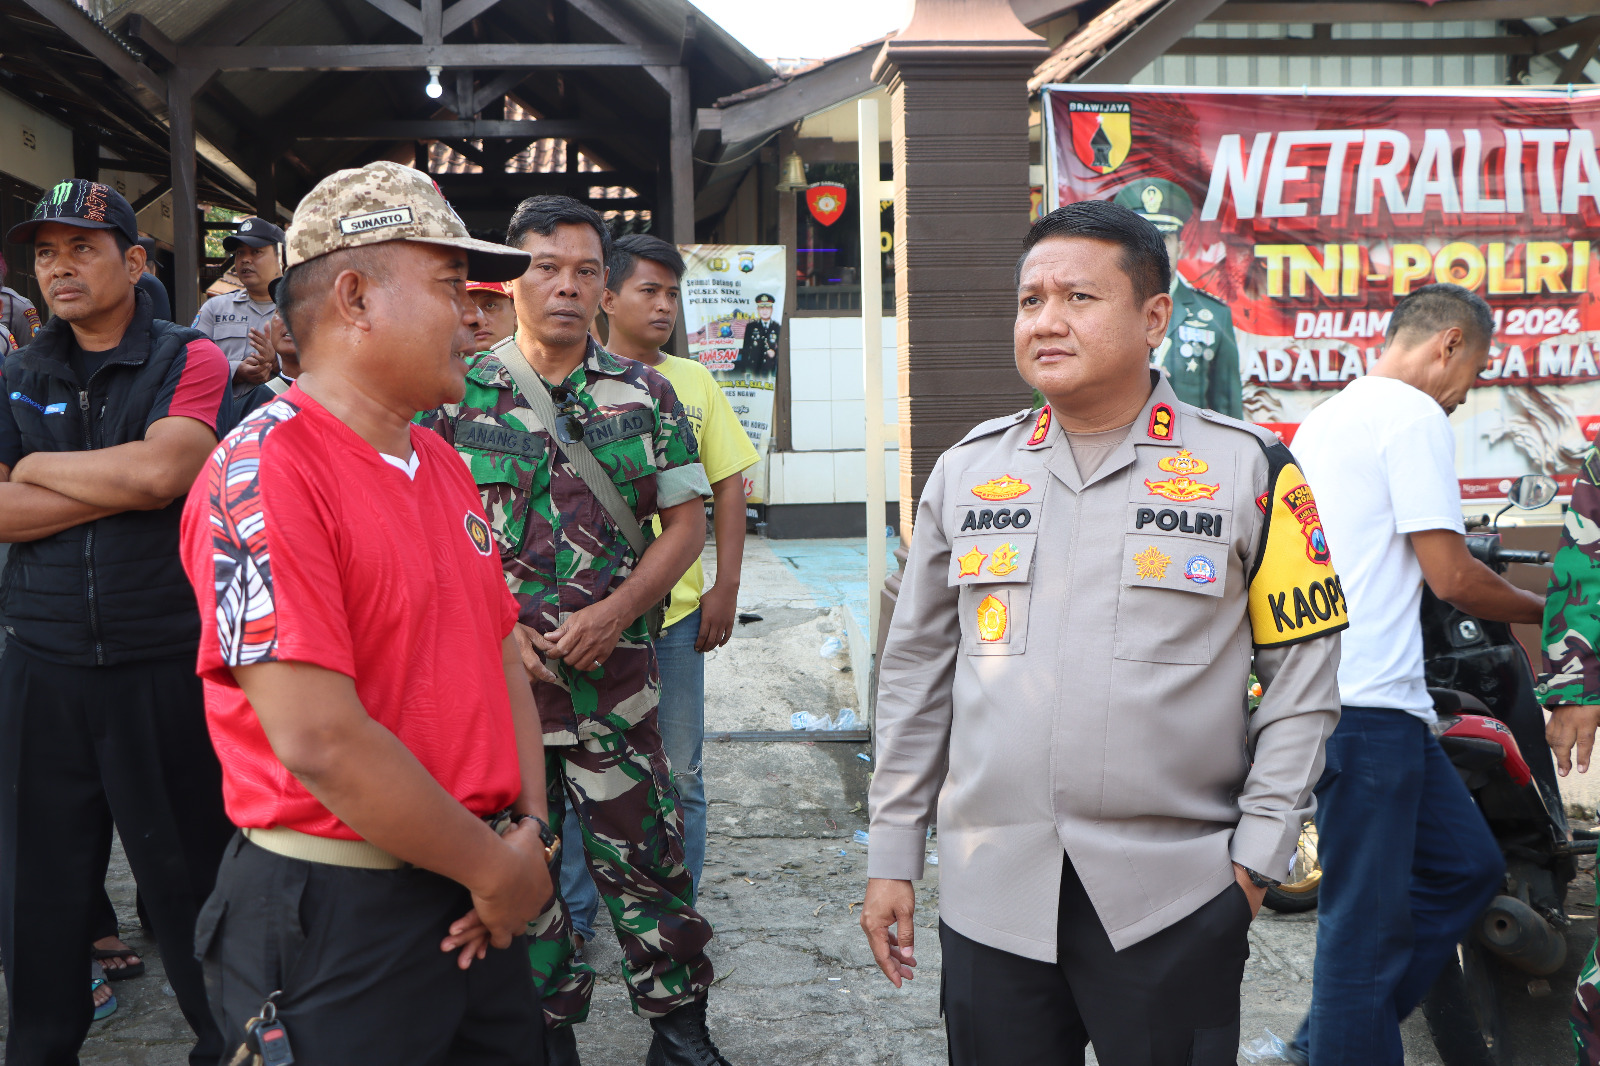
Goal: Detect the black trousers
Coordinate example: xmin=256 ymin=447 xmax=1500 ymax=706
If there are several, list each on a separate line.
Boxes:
xmin=200 ymin=834 xmax=545 ymax=1065
xmin=0 ymin=645 xmax=233 ymax=1066
xmin=941 ymin=854 xmax=1252 ymax=1066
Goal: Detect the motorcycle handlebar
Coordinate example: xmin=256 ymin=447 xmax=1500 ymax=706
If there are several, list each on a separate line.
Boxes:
xmin=1495 ymin=548 xmax=1552 ymax=565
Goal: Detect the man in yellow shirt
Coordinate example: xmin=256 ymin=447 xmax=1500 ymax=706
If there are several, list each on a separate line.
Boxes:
xmin=559 ymin=234 xmax=759 ymax=952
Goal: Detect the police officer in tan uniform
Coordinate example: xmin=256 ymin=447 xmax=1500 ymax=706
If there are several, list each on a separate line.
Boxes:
xmin=860 ymin=200 xmax=1345 ymax=1065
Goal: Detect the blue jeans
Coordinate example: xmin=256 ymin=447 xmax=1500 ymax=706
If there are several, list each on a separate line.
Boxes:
xmin=1292 ymin=706 xmax=1504 ymax=1066
xmin=561 ymin=608 xmax=706 ymax=942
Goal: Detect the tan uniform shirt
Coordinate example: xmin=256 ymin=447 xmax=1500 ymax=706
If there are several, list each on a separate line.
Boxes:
xmin=868 ymin=374 xmax=1344 ymax=958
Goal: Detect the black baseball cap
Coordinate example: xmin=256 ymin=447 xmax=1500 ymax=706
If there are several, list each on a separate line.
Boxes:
xmin=6 ymin=179 xmax=140 ymax=245
xmin=223 ymin=217 xmax=286 ymax=251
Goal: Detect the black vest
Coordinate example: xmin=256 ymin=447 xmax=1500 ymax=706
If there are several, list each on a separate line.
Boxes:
xmin=1 ymin=290 xmax=217 ymax=666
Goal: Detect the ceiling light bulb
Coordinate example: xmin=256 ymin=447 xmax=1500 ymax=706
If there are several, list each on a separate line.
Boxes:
xmin=425 ymin=66 xmax=443 ymax=100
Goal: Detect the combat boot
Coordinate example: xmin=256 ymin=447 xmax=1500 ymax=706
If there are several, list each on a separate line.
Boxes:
xmin=644 ymin=996 xmax=732 ymax=1066
xmin=545 ymin=1023 xmax=581 ymax=1066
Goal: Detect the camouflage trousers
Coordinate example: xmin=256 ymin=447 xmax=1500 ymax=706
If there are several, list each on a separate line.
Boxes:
xmin=1574 ymin=877 xmax=1600 ymax=1065
xmin=527 ymin=715 xmax=714 ymax=1027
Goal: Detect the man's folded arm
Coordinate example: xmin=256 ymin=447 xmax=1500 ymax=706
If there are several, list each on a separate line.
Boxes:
xmin=8 ymin=415 xmax=218 ymax=512
xmin=0 ymin=462 xmax=119 ymax=542
xmin=1233 ymin=634 xmax=1341 ymax=879
xmin=867 ymin=458 xmax=961 ymax=882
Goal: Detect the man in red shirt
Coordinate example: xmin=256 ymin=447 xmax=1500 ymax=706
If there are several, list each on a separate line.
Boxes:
xmin=180 ymin=161 xmax=555 ymax=1062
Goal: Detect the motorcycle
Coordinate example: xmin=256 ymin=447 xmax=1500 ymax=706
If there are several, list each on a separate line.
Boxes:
xmin=1418 ymin=472 xmax=1593 ymax=1066
xmin=1258 ymin=474 xmax=1597 ymax=1065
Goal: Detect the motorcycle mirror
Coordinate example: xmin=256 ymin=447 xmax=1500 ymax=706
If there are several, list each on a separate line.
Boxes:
xmin=1507 ymin=474 xmax=1559 ymax=510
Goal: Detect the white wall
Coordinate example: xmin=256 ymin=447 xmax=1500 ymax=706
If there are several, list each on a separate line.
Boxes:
xmin=0 ymin=90 xmax=72 ymax=192
xmin=768 ymin=315 xmax=900 ymax=507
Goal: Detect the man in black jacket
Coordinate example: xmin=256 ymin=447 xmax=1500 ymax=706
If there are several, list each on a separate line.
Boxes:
xmin=0 ymin=179 xmax=234 ymax=1065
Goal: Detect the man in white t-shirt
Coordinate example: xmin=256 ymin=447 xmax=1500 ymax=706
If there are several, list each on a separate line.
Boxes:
xmin=1287 ymin=283 xmax=1543 ymax=1066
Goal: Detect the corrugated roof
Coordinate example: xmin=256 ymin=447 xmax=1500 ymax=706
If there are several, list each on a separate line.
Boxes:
xmin=1027 ymin=0 xmax=1164 ymax=92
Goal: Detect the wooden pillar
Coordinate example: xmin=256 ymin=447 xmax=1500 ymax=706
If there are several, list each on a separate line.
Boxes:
xmin=254 ymin=156 xmax=277 ymax=223
xmin=774 ymin=126 xmax=798 ymax=452
xmin=169 ymin=68 xmax=202 ymax=323
xmin=666 ymin=65 xmax=694 ymax=245
xmin=873 ymin=2 xmax=1048 ymax=540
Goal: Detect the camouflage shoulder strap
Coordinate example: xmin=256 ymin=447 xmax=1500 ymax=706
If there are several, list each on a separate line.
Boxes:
xmin=498 ymin=344 xmax=648 ymax=560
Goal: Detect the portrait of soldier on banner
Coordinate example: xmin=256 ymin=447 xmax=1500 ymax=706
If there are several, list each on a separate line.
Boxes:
xmin=1114 ymin=178 xmax=1243 ymax=419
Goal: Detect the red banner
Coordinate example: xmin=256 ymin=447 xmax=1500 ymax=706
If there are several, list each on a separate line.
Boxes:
xmin=1045 ymin=86 xmax=1600 ymax=497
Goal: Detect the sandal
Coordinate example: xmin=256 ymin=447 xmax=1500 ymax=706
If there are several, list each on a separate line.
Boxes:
xmin=92 ymin=942 xmax=145 ymax=980
xmin=91 ymin=962 xmax=118 ymax=1022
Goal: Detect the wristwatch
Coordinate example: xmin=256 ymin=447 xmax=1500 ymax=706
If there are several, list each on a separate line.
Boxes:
xmin=517 ymin=814 xmax=561 ymax=865
xmin=1243 ymin=866 xmax=1280 ymax=889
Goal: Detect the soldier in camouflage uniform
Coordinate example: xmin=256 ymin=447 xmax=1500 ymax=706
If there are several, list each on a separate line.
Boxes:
xmin=1536 ymin=445 xmax=1600 ymax=1065
xmin=421 ymin=195 xmax=732 ymax=1066
xmin=1113 ymin=179 xmax=1243 ymax=418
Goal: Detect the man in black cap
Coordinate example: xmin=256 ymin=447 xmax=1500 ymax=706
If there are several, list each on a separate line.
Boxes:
xmin=0 ymin=178 xmax=234 ymax=1065
xmin=135 ymin=236 xmax=173 ymax=321
xmin=192 ymin=215 xmax=285 ymax=400
xmin=735 ymin=293 xmax=779 ymax=375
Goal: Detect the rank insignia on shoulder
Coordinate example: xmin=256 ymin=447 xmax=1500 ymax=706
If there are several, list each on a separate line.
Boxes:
xmin=1147 ymin=404 xmax=1174 ymax=441
xmin=1145 ymin=450 xmax=1221 ymax=502
xmin=1183 ymin=555 xmax=1217 ymax=584
xmin=1027 ymin=405 xmax=1052 ymax=447
xmin=988 ymin=543 xmax=1020 ymax=576
xmin=976 ymin=594 xmax=1008 ymax=642
xmin=957 ymin=545 xmax=989 ymax=578
xmin=971 ymin=474 xmax=1032 ymax=502
xmin=1133 ymin=545 xmax=1172 ymax=581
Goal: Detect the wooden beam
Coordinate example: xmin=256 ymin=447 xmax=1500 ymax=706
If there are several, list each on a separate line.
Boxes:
xmin=1078 ymin=0 xmax=1232 ymax=82
xmin=294 ymin=119 xmax=604 ymax=139
xmin=122 ymin=13 xmax=177 ymax=66
xmin=710 ymin=45 xmax=877 ymax=145
xmin=1539 ymin=17 xmax=1600 ymax=55
xmin=15 ymin=0 xmax=166 ymax=97
xmin=130 ymin=180 xmax=171 ymax=213
xmin=358 ymin=0 xmax=423 ymax=35
xmin=179 ymin=43 xmax=681 ymax=71
xmin=465 ymin=69 xmax=532 ymax=115
xmin=1166 ymin=34 xmax=1532 ymax=56
xmin=98 ymin=156 xmax=168 ymax=175
xmin=421 ymin=0 xmax=442 ymax=42
xmin=432 ymin=170 xmax=650 ymax=191
xmin=1212 ymin=0 xmax=1600 ymax=21
xmin=442 ymin=0 xmax=505 ymax=36
xmin=1557 ymin=23 xmax=1600 ymax=82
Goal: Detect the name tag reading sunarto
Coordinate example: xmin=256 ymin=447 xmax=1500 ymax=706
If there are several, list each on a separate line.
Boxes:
xmin=456 ymin=420 xmax=546 ymax=460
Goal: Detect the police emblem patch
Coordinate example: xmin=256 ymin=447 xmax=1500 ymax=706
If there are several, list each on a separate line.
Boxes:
xmin=1145 ymin=449 xmax=1221 ymax=502
xmin=1133 ymin=545 xmax=1172 ymax=581
xmin=1148 ymin=404 xmax=1174 ymax=441
xmin=988 ymin=543 xmax=1020 ymax=577
xmin=464 ymin=511 xmax=493 ymax=556
xmin=957 ymin=545 xmax=988 ymax=578
xmin=971 ymin=474 xmax=1032 ymax=502
xmin=1027 ymin=406 xmax=1052 ymax=447
xmin=976 ymin=594 xmax=1008 ymax=642
xmin=1184 ymin=555 xmax=1218 ymax=584
xmin=1281 ymin=482 xmax=1332 ymax=565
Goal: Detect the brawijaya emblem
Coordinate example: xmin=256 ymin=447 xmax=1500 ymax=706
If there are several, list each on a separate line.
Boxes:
xmin=971 ymin=474 xmax=1032 ymax=502
xmin=1145 ymin=449 xmax=1221 ymax=502
xmin=1133 ymin=545 xmax=1171 ymax=581
xmin=976 ymin=594 xmax=1008 ymax=642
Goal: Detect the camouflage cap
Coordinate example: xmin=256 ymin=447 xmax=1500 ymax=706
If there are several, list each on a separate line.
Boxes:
xmin=286 ymin=160 xmax=529 ymax=281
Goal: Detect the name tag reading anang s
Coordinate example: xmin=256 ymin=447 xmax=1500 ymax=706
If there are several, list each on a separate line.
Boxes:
xmin=456 ymin=420 xmax=546 ymax=460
